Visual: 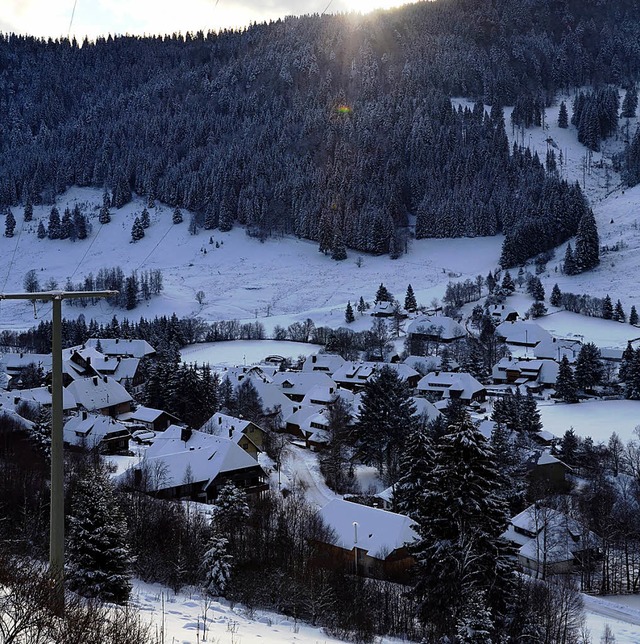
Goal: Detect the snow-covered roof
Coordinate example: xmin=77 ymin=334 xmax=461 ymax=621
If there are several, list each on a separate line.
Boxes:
xmin=200 ymin=412 xmax=252 ymax=436
xmin=129 ymin=406 xmax=168 ymax=424
xmin=64 ymin=413 xmax=129 ymax=447
xmin=272 ymin=371 xmax=336 ymax=398
xmin=317 ymin=499 xmax=418 ymax=559
xmin=66 ymin=375 xmax=132 ymax=411
xmin=302 ymin=354 xmax=346 ymax=375
xmin=416 ymin=371 xmax=485 ymax=400
xmin=332 ymin=362 xmax=419 ymax=387
xmin=11 ymin=386 xmax=77 ymax=411
xmin=85 ymin=338 xmax=155 ymax=358
xmin=495 ymin=321 xmax=552 ymax=347
xmin=141 ymin=425 xmax=259 ymax=491
xmin=3 ymin=353 xmax=52 ymax=374
xmin=406 ymin=315 xmax=466 ymax=340
xmin=411 ymin=397 xmax=442 ymax=423
xmin=403 ymin=354 xmax=459 ymax=374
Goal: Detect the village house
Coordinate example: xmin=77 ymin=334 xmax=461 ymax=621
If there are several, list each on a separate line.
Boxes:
xmin=302 ymin=353 xmax=346 ymax=377
xmin=527 ymin=452 xmax=573 ymax=494
xmin=3 ymin=353 xmax=52 ymax=387
xmin=406 ymin=315 xmax=466 ymax=355
xmin=63 ymin=412 xmax=131 ymax=453
xmin=488 ymin=303 xmax=519 ymax=324
xmin=502 ymin=504 xmax=598 ymax=578
xmin=125 ymin=425 xmax=267 ymax=502
xmin=491 ymin=357 xmax=559 ymax=389
xmin=122 ymin=405 xmax=182 ymax=433
xmin=495 ymin=321 xmax=552 ymax=349
xmin=85 ymin=338 xmax=156 ymax=359
xmin=332 ymin=362 xmax=420 ymax=392
xmin=66 ymin=375 xmax=133 ymax=417
xmin=271 ymin=371 xmax=337 ymax=403
xmin=416 ymin=371 xmax=486 ymax=404
xmin=200 ymin=412 xmax=266 ymax=459
xmin=315 ymin=499 xmax=418 ymax=582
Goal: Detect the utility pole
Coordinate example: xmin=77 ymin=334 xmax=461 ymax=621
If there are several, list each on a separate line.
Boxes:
xmin=0 ymin=290 xmax=117 ymax=611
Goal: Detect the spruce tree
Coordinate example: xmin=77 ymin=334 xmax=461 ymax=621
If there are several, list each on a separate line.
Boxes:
xmin=37 ymin=221 xmax=46 ymax=239
xmin=354 ymin=365 xmax=417 ymax=483
xmin=60 ymin=208 xmax=72 ymax=239
xmin=412 ymin=415 xmax=514 ymax=640
xmin=131 ymin=216 xmax=145 ymax=242
xmin=555 ymin=355 xmax=578 ymax=403
xmin=574 ymin=342 xmax=603 ymax=392
xmin=202 ymin=534 xmax=232 ymax=596
xmin=622 ymin=86 xmax=638 ymax=118
xmin=47 ymin=206 xmax=61 ymax=239
xmin=394 ymin=426 xmax=435 ymax=519
xmin=173 ymin=207 xmax=183 ymax=224
xmin=602 ymin=295 xmax=613 ymax=320
xmin=357 ymin=296 xmax=367 ymax=316
xmin=23 ymin=200 xmax=33 ymax=222
xmin=613 ymin=300 xmax=626 ymax=323
xmin=99 ymin=204 xmax=111 ymax=224
xmin=375 ymin=283 xmax=393 ymax=303
xmin=574 ymin=209 xmax=599 ymax=272
xmin=345 ymin=301 xmax=355 ymax=324
xmin=404 ymin=284 xmax=418 ymax=312
xmin=625 ymin=348 xmax=640 ymax=400
xmin=550 ymin=283 xmax=562 ymax=307
xmin=563 ymin=243 xmax=577 ymax=275
xmin=235 ymin=378 xmax=263 ymax=423
xmin=331 ymin=229 xmax=347 ymax=261
xmin=4 ymin=210 xmax=16 ymax=237
xmin=619 ymin=342 xmax=635 ymax=383
xmin=140 ymin=207 xmax=150 ymax=228
xmin=558 ymin=101 xmax=569 ymax=128
xmin=67 ymin=465 xmax=133 ymax=604
xmin=501 ymin=270 xmax=515 ymax=294
xmin=630 ymin=306 xmax=639 ymax=326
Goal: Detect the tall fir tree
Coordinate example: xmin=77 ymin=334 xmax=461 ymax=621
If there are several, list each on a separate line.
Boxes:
xmin=550 ymin=283 xmax=562 ymax=307
xmin=140 ymin=207 xmax=151 ymax=228
xmin=173 ymin=207 xmax=183 ymax=224
xmin=630 ymin=305 xmax=639 ymax=326
xmin=404 ymin=284 xmax=418 ymax=312
xmin=23 ymin=200 xmax=33 ymax=222
xmin=394 ymin=426 xmax=435 ymax=519
xmin=131 ymin=216 xmax=145 ymax=242
xmin=563 ymin=243 xmax=577 ymax=275
xmin=613 ymin=300 xmax=626 ymax=322
xmin=574 ymin=342 xmax=603 ymax=391
xmin=375 ymin=283 xmax=393 ymax=303
xmin=602 ymin=294 xmax=613 ymax=320
xmin=412 ymin=415 xmax=514 ymax=640
xmin=345 ymin=300 xmax=355 ymax=324
xmin=555 ymin=355 xmax=578 ymax=403
xmin=558 ymin=101 xmax=569 ymax=128
xmin=331 ymin=228 xmax=347 ymax=261
xmin=37 ymin=220 xmax=46 ymax=239
xmin=574 ymin=209 xmax=599 ymax=272
xmin=622 ymin=86 xmax=638 ymax=118
xmin=4 ymin=210 xmax=16 ymax=237
xmin=47 ymin=206 xmax=61 ymax=239
xmin=67 ymin=464 xmax=133 ymax=604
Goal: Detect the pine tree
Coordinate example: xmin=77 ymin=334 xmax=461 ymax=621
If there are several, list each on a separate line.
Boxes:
xmin=23 ymin=200 xmax=33 ymax=222
xmin=4 ymin=210 xmax=16 ymax=237
xmin=501 ymin=270 xmax=515 ymax=294
xmin=625 ymin=348 xmax=640 ymax=400
xmin=558 ymin=101 xmax=569 ymax=128
xmin=550 ymin=283 xmax=562 ymax=307
xmin=394 ymin=426 xmax=435 ymax=519
xmin=613 ymin=300 xmax=626 ymax=323
xmin=622 ymin=86 xmax=638 ymax=119
xmin=412 ymin=415 xmax=514 ymax=639
xmin=210 ymin=481 xmax=249 ymax=550
xmin=602 ymin=295 xmax=613 ymax=320
xmin=529 ymin=301 xmax=547 ymax=318
xmin=345 ymin=301 xmax=355 ymax=323
xmin=27 ymin=405 xmax=51 ymax=462
xmin=555 ymin=355 xmax=578 ymax=403
xmin=619 ymin=342 xmax=635 ymax=384
xmin=99 ymin=204 xmax=111 ymax=224
xmin=574 ymin=342 xmax=603 ymax=392
xmin=404 ymin=284 xmax=418 ymax=312
xmin=355 ymin=365 xmax=417 ymax=484
xmin=630 ymin=306 xmax=639 ymax=326
xmin=563 ymin=243 xmax=577 ymax=275
xmin=173 ymin=207 xmax=183 ymax=224
xmin=574 ymin=210 xmax=599 ymax=273
xmin=67 ymin=464 xmax=133 ymax=604
xmin=235 ymin=378 xmax=263 ymax=423
xmin=37 ymin=221 xmax=46 ymax=239
xmin=357 ymin=296 xmax=367 ymax=316
xmin=140 ymin=207 xmax=150 ymax=228
xmin=131 ymin=216 xmax=145 ymax=242
xmin=202 ymin=534 xmax=232 ymax=596
xmin=375 ymin=283 xmax=393 ymax=303
xmin=47 ymin=206 xmax=61 ymax=239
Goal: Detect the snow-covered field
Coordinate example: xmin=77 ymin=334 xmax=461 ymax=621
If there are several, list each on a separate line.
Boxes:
xmin=180 ymin=340 xmax=320 ymax=366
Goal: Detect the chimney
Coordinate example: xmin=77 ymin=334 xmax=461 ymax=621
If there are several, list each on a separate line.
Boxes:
xmin=229 ymin=428 xmax=233 ymax=438
xmin=312 ymin=355 xmax=317 ymax=363
xmin=115 ymin=338 xmax=119 ymax=344
xmin=218 ymin=416 xmax=222 ymax=424
xmin=93 ymin=377 xmax=98 ymax=386
xmin=82 ymin=411 xmax=88 ymax=420
xmin=103 ymin=376 xmax=108 ymax=383
xmin=86 ymin=356 xmax=91 ymax=365
xmin=181 ymin=427 xmax=192 ymax=443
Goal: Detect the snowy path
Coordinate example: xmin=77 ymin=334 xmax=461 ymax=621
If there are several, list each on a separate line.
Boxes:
xmin=282 ymin=442 xmax=338 ymax=508
xmin=583 ymin=594 xmax=640 ymax=626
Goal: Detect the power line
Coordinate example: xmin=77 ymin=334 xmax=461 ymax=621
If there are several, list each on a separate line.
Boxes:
xmin=68 ymin=0 xmax=79 ymax=38
xmin=0 ymin=211 xmax=23 ymax=295
xmin=322 ymin=0 xmax=334 ymax=14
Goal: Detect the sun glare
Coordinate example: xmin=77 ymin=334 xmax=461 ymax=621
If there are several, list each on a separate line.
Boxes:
xmin=343 ymin=0 xmax=413 ymax=15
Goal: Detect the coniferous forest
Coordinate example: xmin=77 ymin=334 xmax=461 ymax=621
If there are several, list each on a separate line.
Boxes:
xmin=2 ymin=0 xmax=640 ymax=258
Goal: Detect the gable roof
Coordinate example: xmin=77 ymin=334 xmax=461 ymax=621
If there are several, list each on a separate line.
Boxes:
xmin=406 ymin=315 xmax=466 ymax=340
xmin=317 ymin=499 xmax=418 ymax=559
xmin=11 ymin=386 xmax=77 ymax=411
xmin=272 ymin=371 xmax=336 ymax=397
xmin=85 ymin=338 xmax=155 ymax=358
xmin=495 ymin=321 xmax=552 ymax=347
xmin=63 ymin=413 xmax=129 ymax=447
xmin=416 ymin=371 xmax=485 ymax=399
xmin=66 ymin=375 xmax=132 ymax=411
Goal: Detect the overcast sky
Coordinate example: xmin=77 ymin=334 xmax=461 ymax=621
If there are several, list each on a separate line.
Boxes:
xmin=1 ymin=0 xmax=415 ymax=40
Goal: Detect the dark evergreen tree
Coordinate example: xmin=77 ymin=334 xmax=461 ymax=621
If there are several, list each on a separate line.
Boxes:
xmin=394 ymin=426 xmax=435 ymax=519
xmin=412 ymin=415 xmax=514 ymax=640
xmin=529 ymin=301 xmax=547 ymax=318
xmin=574 ymin=209 xmax=599 ymax=272
xmin=625 ymin=348 xmax=640 ymax=400
xmin=331 ymin=228 xmax=347 ymax=261
xmin=374 ymin=283 xmax=393 ymax=303
xmin=558 ymin=101 xmax=569 ymax=128
xmin=555 ymin=355 xmax=578 ymax=403
xmin=357 ymin=296 xmax=367 ymax=316
xmin=550 ymin=283 xmax=562 ymax=307
xmin=60 ymin=207 xmax=73 ymax=239
xmin=486 ymin=271 xmax=496 ymax=293
xmin=354 ymin=365 xmax=417 ymax=483
xmin=173 ymin=207 xmax=183 ymax=224
xmin=630 ymin=305 xmax=639 ymax=326
xmin=563 ymin=243 xmax=577 ymax=275
xmin=23 ymin=200 xmax=33 ymax=222
xmin=47 ymin=206 xmax=61 ymax=239
xmin=613 ymin=300 xmax=626 ymax=322
xmin=4 ymin=210 xmax=16 ymax=237
xmin=619 ymin=342 xmax=635 ymax=384
xmin=202 ymin=534 xmax=232 ymax=597
xmin=404 ymin=284 xmax=418 ymax=312
xmin=140 ymin=207 xmax=150 ymax=228
xmin=345 ymin=300 xmax=355 ymax=324
xmin=67 ymin=464 xmax=133 ymax=604
xmin=574 ymin=342 xmax=603 ymax=391
xmin=235 ymin=378 xmax=263 ymax=423
xmin=622 ymin=86 xmax=638 ymax=118
xmin=131 ymin=216 xmax=145 ymax=242
xmin=602 ymin=294 xmax=613 ymax=320
xmin=501 ymin=270 xmax=515 ymax=294
xmin=37 ymin=220 xmax=46 ymax=239
xmin=99 ymin=204 xmax=111 ymax=224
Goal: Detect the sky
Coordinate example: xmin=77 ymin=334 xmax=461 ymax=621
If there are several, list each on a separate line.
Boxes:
xmin=0 ymin=0 xmax=417 ymax=40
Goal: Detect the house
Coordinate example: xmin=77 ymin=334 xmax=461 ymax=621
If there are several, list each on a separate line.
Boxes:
xmin=492 ymin=357 xmax=559 ymax=388
xmin=200 ymin=412 xmax=266 ymax=459
xmin=127 ymin=425 xmax=267 ymax=501
xmin=403 ymin=354 xmax=459 ymax=375
xmin=371 ymin=301 xmax=402 ymax=318
xmin=302 ymin=354 xmax=346 ymax=376
xmin=63 ymin=412 xmax=131 ymax=453
xmin=315 ymin=499 xmax=418 ymax=582
xmin=272 ymin=371 xmax=337 ymax=403
xmin=11 ymin=386 xmax=77 ymax=411
xmin=495 ymin=321 xmax=552 ymax=349
xmin=85 ymin=338 xmax=156 ymax=359
xmin=332 ymin=362 xmax=420 ymax=391
xmin=488 ymin=304 xmax=519 ymax=323
xmin=534 ymin=337 xmax=580 ymax=362
xmin=406 ymin=316 xmax=466 ymax=354
xmin=123 ymin=406 xmax=182 ymax=432
xmin=66 ymin=375 xmax=133 ymax=417
xmin=502 ymin=504 xmax=598 ymax=578
xmin=527 ymin=452 xmax=573 ymax=494
xmin=3 ymin=353 xmax=52 ymax=384
xmin=416 ymin=371 xmax=486 ymax=404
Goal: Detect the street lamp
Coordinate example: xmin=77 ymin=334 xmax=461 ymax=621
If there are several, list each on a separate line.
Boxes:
xmin=0 ymin=289 xmax=118 ymax=611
